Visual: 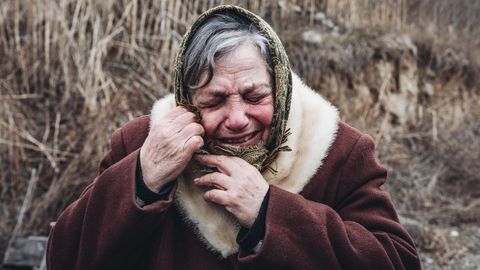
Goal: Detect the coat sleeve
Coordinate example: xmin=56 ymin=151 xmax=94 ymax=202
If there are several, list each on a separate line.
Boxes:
xmin=237 ymin=134 xmax=421 ymax=270
xmin=46 ymin=127 xmax=176 ymax=270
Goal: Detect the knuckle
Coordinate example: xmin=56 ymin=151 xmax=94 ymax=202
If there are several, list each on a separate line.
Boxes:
xmin=187 ymin=122 xmax=203 ymax=133
xmin=209 ymin=172 xmax=219 ymax=180
xmin=186 ymin=111 xmax=196 ymax=119
xmin=226 ymin=194 xmax=236 ymax=206
xmin=205 ymin=190 xmax=216 ymax=200
xmin=214 ymin=156 xmax=223 ymax=163
xmin=193 ymin=123 xmax=205 ymax=133
xmin=212 ymin=172 xmax=223 ymax=179
xmin=157 ymin=130 xmax=170 ymax=140
xmin=179 ymin=112 xmax=195 ymax=123
xmin=229 ymin=190 xmax=238 ymax=201
xmin=189 ymin=136 xmax=203 ymax=148
xmin=152 ymin=123 xmax=172 ymax=136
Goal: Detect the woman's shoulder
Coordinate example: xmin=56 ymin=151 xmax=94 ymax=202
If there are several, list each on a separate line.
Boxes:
xmin=313 ymin=121 xmax=378 ymax=186
xmin=333 ymin=121 xmax=368 ymax=153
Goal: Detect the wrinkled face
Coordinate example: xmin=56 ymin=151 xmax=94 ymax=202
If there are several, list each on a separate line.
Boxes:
xmin=191 ymin=42 xmax=274 ymax=147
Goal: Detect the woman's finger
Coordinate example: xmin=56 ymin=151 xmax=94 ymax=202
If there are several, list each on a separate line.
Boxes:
xmin=194 ymin=155 xmax=240 ymax=175
xmin=194 ymin=172 xmax=231 ymax=190
xmin=184 ymin=135 xmax=204 ymax=154
xmin=179 ymin=122 xmax=204 ymax=140
xmin=203 ymin=189 xmax=230 ymax=206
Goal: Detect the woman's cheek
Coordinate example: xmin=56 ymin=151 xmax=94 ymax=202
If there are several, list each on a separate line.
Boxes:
xmin=250 ymin=102 xmax=274 ymax=126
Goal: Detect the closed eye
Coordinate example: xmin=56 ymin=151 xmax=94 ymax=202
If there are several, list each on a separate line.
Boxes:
xmin=245 ymin=95 xmax=265 ymax=103
xmin=244 ymin=89 xmax=271 ymax=103
xmin=199 ymin=98 xmax=223 ymax=108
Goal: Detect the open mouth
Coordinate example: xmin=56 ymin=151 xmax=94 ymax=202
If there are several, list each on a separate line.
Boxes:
xmin=217 ymin=131 xmax=261 ymax=147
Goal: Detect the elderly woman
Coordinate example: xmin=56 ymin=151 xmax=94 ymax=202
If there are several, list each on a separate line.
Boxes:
xmin=47 ymin=5 xmax=420 ymax=270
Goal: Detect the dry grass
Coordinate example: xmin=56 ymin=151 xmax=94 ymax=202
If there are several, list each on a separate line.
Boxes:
xmin=322 ymin=0 xmax=480 ymax=57
xmin=1 ymin=0 xmax=479 ymax=269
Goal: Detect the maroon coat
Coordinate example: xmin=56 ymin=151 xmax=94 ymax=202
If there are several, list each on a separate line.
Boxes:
xmin=47 ymin=72 xmax=420 ymax=269
xmin=47 ymin=117 xmax=420 ymax=269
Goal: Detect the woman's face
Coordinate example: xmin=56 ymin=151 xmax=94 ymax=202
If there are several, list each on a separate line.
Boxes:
xmin=191 ymin=42 xmax=274 ymax=148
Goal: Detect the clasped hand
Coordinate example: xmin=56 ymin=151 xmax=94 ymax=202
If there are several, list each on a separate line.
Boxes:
xmin=140 ymin=106 xmax=269 ymax=228
xmin=194 ymin=155 xmax=269 ymax=228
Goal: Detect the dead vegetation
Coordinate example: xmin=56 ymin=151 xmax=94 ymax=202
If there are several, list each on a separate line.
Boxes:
xmin=1 ymin=1 xmax=479 ymax=269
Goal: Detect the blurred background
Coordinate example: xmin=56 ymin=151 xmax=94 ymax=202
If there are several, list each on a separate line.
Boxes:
xmin=1 ymin=0 xmax=479 ymax=269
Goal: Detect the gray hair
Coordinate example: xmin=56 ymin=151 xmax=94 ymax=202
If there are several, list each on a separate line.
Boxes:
xmin=183 ymin=12 xmax=273 ymax=91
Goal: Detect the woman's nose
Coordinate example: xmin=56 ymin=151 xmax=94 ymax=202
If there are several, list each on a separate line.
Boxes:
xmin=224 ymin=103 xmax=249 ymax=131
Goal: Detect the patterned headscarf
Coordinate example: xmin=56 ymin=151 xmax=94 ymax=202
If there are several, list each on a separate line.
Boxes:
xmin=174 ymin=5 xmax=292 ymax=173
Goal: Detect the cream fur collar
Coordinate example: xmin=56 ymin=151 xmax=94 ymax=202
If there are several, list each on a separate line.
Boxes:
xmin=150 ymin=73 xmax=339 ymax=257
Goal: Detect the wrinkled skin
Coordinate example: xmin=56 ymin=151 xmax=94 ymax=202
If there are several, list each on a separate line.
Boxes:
xmin=140 ymin=106 xmax=205 ymax=192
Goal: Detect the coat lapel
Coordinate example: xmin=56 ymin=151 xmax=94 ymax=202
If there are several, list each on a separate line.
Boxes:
xmin=150 ymin=72 xmax=339 ymax=257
